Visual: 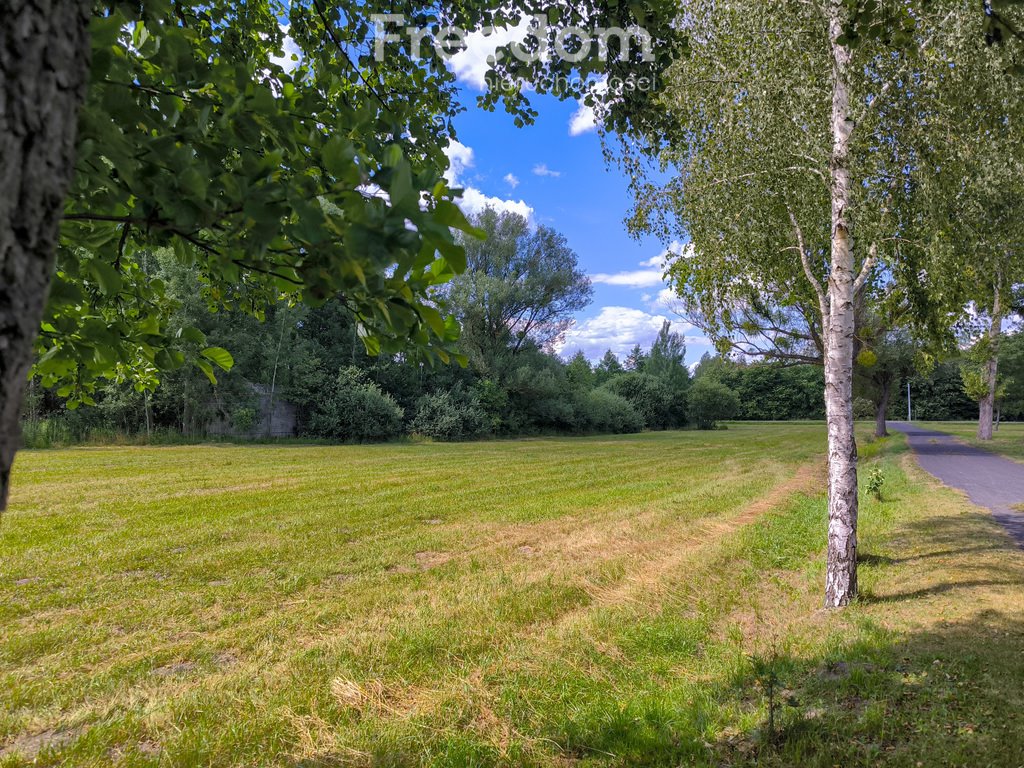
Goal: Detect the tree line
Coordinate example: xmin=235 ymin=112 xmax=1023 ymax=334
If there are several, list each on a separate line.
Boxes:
xmin=25 ymin=208 xmax=1018 ymax=446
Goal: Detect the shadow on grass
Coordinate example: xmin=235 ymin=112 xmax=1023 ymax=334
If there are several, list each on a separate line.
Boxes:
xmin=536 ymin=510 xmax=1024 ymax=767
xmin=859 ymin=576 xmax=1024 ymax=603
xmin=716 ymin=613 xmax=1024 ymax=767
xmin=892 ymin=543 xmax=1007 ymax=563
xmin=284 ymin=513 xmax=1024 ymax=767
xmin=856 ymin=552 xmax=896 ymax=566
xmin=507 ymin=616 xmax=1024 ymax=768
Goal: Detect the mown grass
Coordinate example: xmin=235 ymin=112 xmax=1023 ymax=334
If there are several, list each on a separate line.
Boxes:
xmin=922 ymin=420 xmax=1024 ymax=463
xmin=2 ymin=424 xmax=1023 ymax=766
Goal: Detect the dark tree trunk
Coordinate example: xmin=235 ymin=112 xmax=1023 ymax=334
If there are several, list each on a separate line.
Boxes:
xmin=0 ymin=0 xmax=91 ymax=511
xmin=874 ymin=378 xmax=891 ymax=438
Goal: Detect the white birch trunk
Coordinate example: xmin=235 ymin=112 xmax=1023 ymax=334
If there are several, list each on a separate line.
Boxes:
xmin=977 ymin=280 xmax=1003 ymax=441
xmin=823 ymin=2 xmax=859 ymax=608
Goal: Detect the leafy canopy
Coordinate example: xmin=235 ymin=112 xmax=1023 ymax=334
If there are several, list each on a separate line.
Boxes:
xmin=42 ymin=0 xmax=500 ymax=404
xmin=38 ymin=0 xmax=692 ymax=405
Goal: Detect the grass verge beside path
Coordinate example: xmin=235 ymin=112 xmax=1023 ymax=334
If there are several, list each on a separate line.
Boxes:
xmin=922 ymin=420 xmax=1024 ymax=463
xmin=2 ymin=425 xmax=1024 ymax=766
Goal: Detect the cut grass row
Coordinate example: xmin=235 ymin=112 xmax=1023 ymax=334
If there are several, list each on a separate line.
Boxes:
xmin=2 ymin=424 xmax=1023 ymax=766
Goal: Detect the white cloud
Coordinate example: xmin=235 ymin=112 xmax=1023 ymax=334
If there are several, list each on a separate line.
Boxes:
xmin=592 ymin=243 xmax=692 ymax=289
xmin=443 ymin=140 xmax=475 ymax=186
xmin=532 ymin=163 xmax=561 ymax=178
xmin=648 ymin=287 xmax=686 ymax=315
xmin=503 ymin=173 xmax=520 ymax=189
xmin=448 ymin=17 xmax=534 ymax=89
xmin=459 ymin=187 xmax=533 ymax=219
xmin=568 ymin=78 xmax=608 ymax=136
xmin=555 ymin=306 xmax=670 ymax=361
xmin=591 ymin=269 xmax=666 ymax=288
xmin=270 ymin=26 xmax=302 ymax=72
xmin=650 ymin=241 xmax=690 ymax=265
xmin=569 ymin=101 xmax=597 ymax=136
xmin=444 ymin=140 xmax=533 ymax=219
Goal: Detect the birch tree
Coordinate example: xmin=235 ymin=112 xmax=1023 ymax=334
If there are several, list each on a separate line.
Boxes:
xmin=621 ymin=0 xmax=1010 ymax=606
xmin=912 ymin=9 xmax=1024 ymax=440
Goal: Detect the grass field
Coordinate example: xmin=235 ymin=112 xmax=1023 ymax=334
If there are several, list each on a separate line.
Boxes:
xmin=922 ymin=421 xmax=1024 ymax=462
xmin=3 ymin=425 xmax=1024 ymax=766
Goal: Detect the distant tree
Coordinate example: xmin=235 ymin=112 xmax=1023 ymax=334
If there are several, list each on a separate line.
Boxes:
xmin=647 ymin=322 xmax=688 ymax=383
xmin=565 ymin=351 xmax=595 ymax=392
xmin=447 ymin=209 xmax=592 ymax=375
xmin=594 ymin=350 xmax=625 ymax=385
xmin=997 ymin=333 xmax=1024 ymax=422
xmin=962 ymin=340 xmax=1010 ymax=430
xmin=855 ymin=329 xmax=919 ymax=438
xmin=410 ymin=388 xmax=489 ymax=442
xmin=308 ymin=367 xmax=404 ymax=442
xmin=729 ymin=363 xmax=825 ymax=421
xmin=625 ymin=344 xmax=648 ymax=372
xmin=688 ymin=378 xmax=741 ymax=430
xmin=897 ymin=362 xmax=977 ymax=421
xmin=601 ymin=373 xmax=675 ymax=430
xmin=961 ymin=278 xmax=1023 ymax=439
xmin=504 ymin=351 xmax=576 ymax=433
xmin=574 ymin=389 xmax=645 ymax=434
xmin=692 ymin=353 xmax=734 ymax=383
xmin=646 ymin=321 xmax=690 ymax=424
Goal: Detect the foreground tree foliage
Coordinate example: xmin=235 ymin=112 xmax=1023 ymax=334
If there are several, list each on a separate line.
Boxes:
xmin=3 ymin=0 xmax=475 ymax=508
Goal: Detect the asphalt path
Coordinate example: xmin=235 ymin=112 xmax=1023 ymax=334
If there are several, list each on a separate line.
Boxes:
xmin=889 ymin=422 xmax=1024 ymax=546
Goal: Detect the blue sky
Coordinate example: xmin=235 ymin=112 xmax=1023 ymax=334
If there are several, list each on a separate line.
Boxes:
xmin=441 ymin=48 xmax=712 ymax=367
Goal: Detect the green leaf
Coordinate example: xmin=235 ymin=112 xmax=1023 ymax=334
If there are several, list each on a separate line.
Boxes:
xmin=177 ymin=326 xmax=207 ymax=344
xmin=434 ymin=201 xmax=485 ymax=239
xmin=197 ymin=358 xmax=218 ymax=385
xmin=418 ymin=304 xmax=446 ymax=338
xmin=88 ymin=260 xmax=123 ymax=296
xmin=200 ymin=346 xmax=234 ymax=371
xmin=323 ymin=137 xmax=353 ymax=176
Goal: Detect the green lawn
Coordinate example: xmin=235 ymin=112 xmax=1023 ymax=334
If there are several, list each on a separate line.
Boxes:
xmin=2 ymin=425 xmax=1024 ymax=766
xmin=920 ymin=420 xmax=1024 ymax=462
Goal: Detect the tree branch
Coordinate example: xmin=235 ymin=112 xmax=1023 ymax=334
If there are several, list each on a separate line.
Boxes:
xmin=854 ymin=241 xmax=878 ymax=295
xmin=788 ymin=208 xmax=828 ymax=317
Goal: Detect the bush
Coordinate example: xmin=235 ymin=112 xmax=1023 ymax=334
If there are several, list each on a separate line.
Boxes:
xmin=574 ymin=388 xmax=645 ymax=434
xmin=853 ymin=397 xmax=876 ymax=420
xmin=410 ymin=389 xmax=489 ymax=441
xmin=232 ymin=406 xmax=258 ymax=433
xmin=506 ymin=364 xmax=576 ymax=433
xmin=600 ymin=373 xmax=676 ymax=429
xmin=307 ymin=367 xmax=404 ymax=441
xmin=688 ymin=378 xmax=741 ymax=430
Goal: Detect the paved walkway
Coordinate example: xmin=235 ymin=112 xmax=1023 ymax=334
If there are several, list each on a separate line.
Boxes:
xmin=890 ymin=422 xmax=1024 ymax=546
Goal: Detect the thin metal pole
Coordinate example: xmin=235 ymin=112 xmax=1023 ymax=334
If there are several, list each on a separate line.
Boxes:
xmin=907 ymin=381 xmax=911 ymax=421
